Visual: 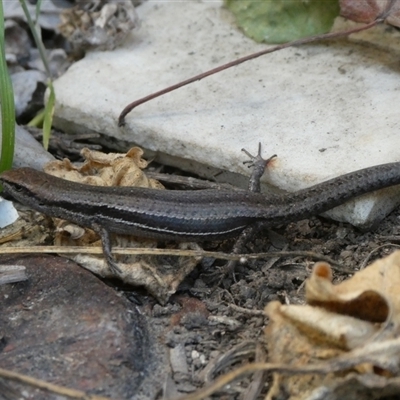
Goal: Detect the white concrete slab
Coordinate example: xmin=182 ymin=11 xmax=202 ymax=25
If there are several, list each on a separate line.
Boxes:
xmin=51 ymin=0 xmax=400 ymax=228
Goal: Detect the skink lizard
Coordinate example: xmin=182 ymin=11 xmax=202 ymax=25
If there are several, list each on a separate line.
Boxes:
xmin=1 ymin=157 xmax=400 ymax=273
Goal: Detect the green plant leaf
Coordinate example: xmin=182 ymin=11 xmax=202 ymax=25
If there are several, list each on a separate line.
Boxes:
xmin=225 ymin=0 xmax=340 ymax=44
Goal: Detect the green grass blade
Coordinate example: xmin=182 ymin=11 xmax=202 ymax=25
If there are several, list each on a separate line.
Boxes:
xmin=19 ymin=0 xmax=55 ymax=150
xmin=27 ymin=109 xmax=45 ymax=127
xmin=42 ymin=81 xmax=55 ymax=150
xmin=0 ymin=0 xmax=16 ymax=175
xmin=34 ymin=0 xmax=43 ymax=23
xmin=18 ymin=0 xmax=50 ymax=76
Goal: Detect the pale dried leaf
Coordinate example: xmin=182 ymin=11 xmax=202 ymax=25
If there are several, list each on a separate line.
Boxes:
xmin=264 ymin=250 xmax=400 ymax=399
xmin=307 ymin=251 xmax=400 ymax=340
xmin=44 ymin=146 xmax=162 ymax=188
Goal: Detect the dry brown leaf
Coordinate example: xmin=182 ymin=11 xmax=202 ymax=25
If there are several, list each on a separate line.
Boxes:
xmin=264 ymin=250 xmax=400 ymax=399
xmin=306 ymin=251 xmax=400 ymax=342
xmin=44 ymin=146 xmax=162 ymax=188
xmin=264 ymin=301 xmax=348 ymax=400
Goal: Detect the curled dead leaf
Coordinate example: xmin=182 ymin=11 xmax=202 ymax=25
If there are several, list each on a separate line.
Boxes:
xmin=264 ymin=250 xmax=400 ymax=399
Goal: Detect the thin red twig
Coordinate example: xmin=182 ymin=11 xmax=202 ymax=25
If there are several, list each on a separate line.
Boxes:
xmin=118 ymin=18 xmax=383 ymax=127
